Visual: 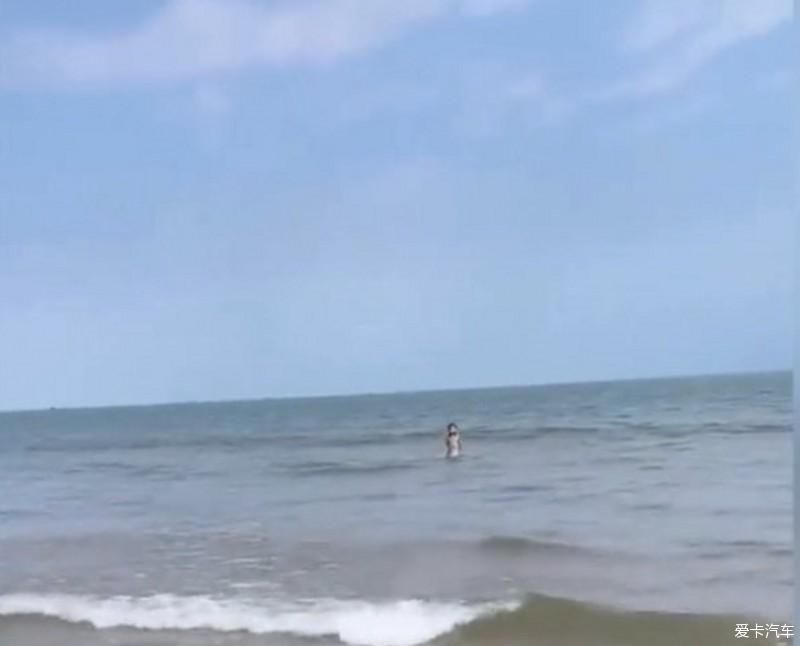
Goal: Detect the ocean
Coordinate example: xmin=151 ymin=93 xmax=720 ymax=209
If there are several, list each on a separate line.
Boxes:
xmin=0 ymin=371 xmax=792 ymax=646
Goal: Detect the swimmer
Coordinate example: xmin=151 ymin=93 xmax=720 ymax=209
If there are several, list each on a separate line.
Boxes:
xmin=444 ymin=422 xmax=462 ymax=458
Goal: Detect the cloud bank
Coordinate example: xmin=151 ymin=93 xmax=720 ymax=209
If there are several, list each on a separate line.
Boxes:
xmin=0 ymin=0 xmax=530 ymax=88
xmin=616 ymin=0 xmax=792 ymax=97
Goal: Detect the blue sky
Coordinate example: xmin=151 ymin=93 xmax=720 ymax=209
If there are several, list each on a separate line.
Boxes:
xmin=0 ymin=0 xmax=794 ymax=410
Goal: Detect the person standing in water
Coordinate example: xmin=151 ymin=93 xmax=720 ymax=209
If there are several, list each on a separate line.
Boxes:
xmin=445 ymin=422 xmax=462 ymax=458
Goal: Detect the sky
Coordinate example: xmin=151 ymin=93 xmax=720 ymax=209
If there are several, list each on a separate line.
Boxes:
xmin=0 ymin=0 xmax=794 ymax=410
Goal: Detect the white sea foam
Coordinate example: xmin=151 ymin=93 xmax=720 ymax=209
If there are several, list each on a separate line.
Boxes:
xmin=0 ymin=593 xmax=510 ymax=646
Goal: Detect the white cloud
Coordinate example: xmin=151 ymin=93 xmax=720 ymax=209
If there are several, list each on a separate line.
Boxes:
xmin=451 ymin=65 xmax=572 ymax=137
xmin=614 ymin=0 xmax=792 ymax=98
xmin=1 ymin=0 xmax=533 ymax=89
xmin=622 ymin=93 xmax=717 ymax=136
xmin=624 ymin=0 xmax=721 ymax=52
xmin=327 ymin=80 xmax=442 ymax=124
xmin=460 ymin=0 xmax=530 ymax=17
xmin=505 ymin=74 xmax=574 ymax=124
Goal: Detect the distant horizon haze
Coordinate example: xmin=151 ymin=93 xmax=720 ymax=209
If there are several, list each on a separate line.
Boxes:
xmin=0 ymin=367 xmax=790 ymax=415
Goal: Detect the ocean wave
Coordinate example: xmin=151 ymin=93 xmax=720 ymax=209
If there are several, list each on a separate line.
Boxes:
xmin=477 ymin=535 xmax=588 ymax=556
xmin=1 ymin=592 xmax=786 ymax=646
xmin=435 ymin=594 xmax=788 ymax=646
xmin=0 ymin=594 xmax=510 ymax=646
xmin=287 ymin=460 xmax=420 ymax=477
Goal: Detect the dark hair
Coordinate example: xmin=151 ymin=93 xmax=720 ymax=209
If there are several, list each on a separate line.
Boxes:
xmin=447 ymin=422 xmax=458 ymax=431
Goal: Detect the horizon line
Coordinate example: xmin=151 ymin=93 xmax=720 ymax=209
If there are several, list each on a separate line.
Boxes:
xmin=0 ymin=367 xmax=790 ymax=416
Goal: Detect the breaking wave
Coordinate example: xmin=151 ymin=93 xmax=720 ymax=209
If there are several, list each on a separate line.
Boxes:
xmin=0 ymin=593 xmax=509 ymax=646
xmin=0 ymin=592 xmax=786 ymax=646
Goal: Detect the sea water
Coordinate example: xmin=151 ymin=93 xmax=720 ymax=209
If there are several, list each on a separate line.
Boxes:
xmin=0 ymin=372 xmax=791 ymax=645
